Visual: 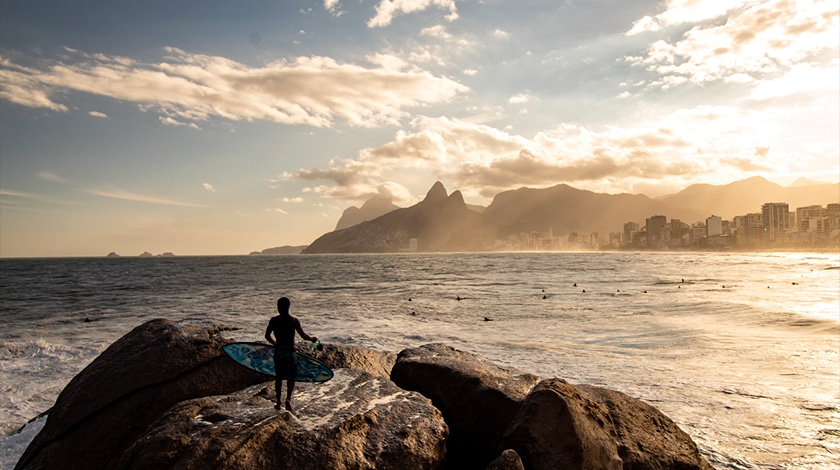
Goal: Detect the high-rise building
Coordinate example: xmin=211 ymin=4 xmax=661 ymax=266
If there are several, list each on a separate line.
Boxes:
xmin=762 ymin=203 xmax=790 ymax=241
xmin=706 ymin=215 xmax=722 ymax=237
xmin=796 ymin=205 xmax=825 ymax=232
xmin=645 ymin=215 xmax=667 ymax=246
xmin=623 ymin=222 xmax=639 ymax=246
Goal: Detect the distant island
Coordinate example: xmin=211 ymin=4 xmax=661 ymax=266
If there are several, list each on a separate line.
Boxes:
xmin=249 ymin=246 xmax=307 ymax=256
xmin=106 ymin=251 xmax=176 ymax=258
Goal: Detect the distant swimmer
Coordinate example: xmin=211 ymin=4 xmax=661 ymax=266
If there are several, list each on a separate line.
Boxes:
xmin=582 ymin=289 xmax=586 ymax=293
xmin=573 ymin=283 xmax=577 ymax=287
xmin=456 ymin=295 xmax=462 ymax=301
xmin=408 ymin=297 xmax=412 ymax=301
xmin=484 ymin=317 xmax=493 ymax=321
xmin=542 ymin=295 xmax=547 ymax=299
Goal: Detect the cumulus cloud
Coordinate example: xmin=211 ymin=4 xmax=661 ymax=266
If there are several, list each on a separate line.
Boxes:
xmin=421 ymin=25 xmax=452 ymax=39
xmin=626 ymin=0 xmax=746 ymax=35
xmin=0 ymin=47 xmax=468 ymax=128
xmin=324 ymin=0 xmax=343 ymax=16
xmin=202 ymin=183 xmax=216 ymax=192
xmin=289 ymin=101 xmax=821 ymax=200
xmin=368 ymin=0 xmax=458 ymax=28
xmin=508 ymin=93 xmax=531 ymax=104
xmin=88 ymin=111 xmax=108 ymax=118
xmin=626 ymin=0 xmax=839 ymax=87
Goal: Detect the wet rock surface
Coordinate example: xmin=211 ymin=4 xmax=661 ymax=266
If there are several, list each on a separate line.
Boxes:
xmin=120 ymin=370 xmax=447 ymax=470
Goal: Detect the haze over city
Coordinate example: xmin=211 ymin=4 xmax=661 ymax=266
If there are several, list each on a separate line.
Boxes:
xmin=1 ymin=0 xmax=838 ymax=258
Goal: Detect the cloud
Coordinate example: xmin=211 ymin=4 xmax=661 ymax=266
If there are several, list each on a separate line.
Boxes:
xmin=88 ymin=111 xmax=108 ymax=118
xmin=626 ymin=0 xmax=839 ymax=87
xmin=626 ymin=0 xmax=747 ymax=35
xmin=368 ymin=0 xmax=458 ymax=28
xmin=508 ymin=93 xmax=531 ymax=104
xmin=84 ymin=187 xmax=206 ymax=207
xmin=0 ymin=189 xmax=41 ymax=198
xmin=493 ymin=29 xmax=510 ymax=39
xmin=289 ymin=96 xmax=826 ymax=200
xmin=38 ymin=171 xmax=73 ymax=184
xmin=420 ymin=25 xmax=452 ymax=39
xmin=0 ymin=48 xmax=469 ymax=128
xmin=160 ymin=116 xmax=201 ymax=129
xmin=202 ymin=183 xmax=216 ymax=192
xmin=281 ymin=197 xmax=304 ymax=203
xmin=0 ymin=57 xmax=69 ymax=111
xmin=324 ymin=0 xmax=343 ymax=16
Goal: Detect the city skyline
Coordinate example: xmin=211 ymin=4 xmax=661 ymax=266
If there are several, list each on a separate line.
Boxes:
xmin=1 ymin=0 xmax=838 ymax=257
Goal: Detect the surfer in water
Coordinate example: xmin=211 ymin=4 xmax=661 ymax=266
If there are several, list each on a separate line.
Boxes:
xmin=264 ymin=297 xmax=318 ymax=412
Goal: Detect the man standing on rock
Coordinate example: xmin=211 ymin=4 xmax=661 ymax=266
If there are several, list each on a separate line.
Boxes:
xmin=264 ymin=297 xmax=318 ymax=412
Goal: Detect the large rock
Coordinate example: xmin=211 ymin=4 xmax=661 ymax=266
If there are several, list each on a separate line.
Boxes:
xmin=578 ymin=384 xmax=714 ymax=470
xmin=119 ymin=369 xmax=448 ymax=469
xmin=15 ymin=319 xmax=267 ymax=470
xmin=390 ymin=343 xmax=540 ymax=468
xmin=499 ymin=379 xmax=713 ymax=470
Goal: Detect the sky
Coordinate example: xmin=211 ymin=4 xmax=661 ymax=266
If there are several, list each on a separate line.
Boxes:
xmin=0 ymin=0 xmax=838 ymax=257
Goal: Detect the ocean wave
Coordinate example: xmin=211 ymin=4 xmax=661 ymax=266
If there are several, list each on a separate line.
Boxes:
xmin=0 ymin=339 xmax=80 ymax=361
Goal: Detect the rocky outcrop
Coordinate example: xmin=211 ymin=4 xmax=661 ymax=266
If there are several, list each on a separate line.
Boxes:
xmin=120 ymin=370 xmax=447 ymax=469
xmin=499 ymin=379 xmax=713 ymax=470
xmin=14 ymin=320 xmax=268 ymax=470
xmin=17 ymin=319 xmax=714 ymax=470
xmin=390 ymin=343 xmax=541 ymax=468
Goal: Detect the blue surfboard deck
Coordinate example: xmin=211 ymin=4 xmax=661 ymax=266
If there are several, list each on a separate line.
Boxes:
xmin=223 ymin=342 xmax=334 ymax=383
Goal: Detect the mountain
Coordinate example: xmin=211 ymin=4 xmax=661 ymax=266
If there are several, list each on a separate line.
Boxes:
xmin=483 ymin=184 xmax=708 ymax=237
xmin=335 ymin=196 xmax=399 ymax=231
xmin=657 ymin=176 xmax=840 ymax=219
xmin=788 ymin=177 xmax=830 ymax=188
xmin=303 ymin=182 xmax=498 ymax=253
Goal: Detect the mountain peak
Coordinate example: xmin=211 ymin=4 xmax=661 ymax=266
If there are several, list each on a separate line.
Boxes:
xmin=423 ymin=181 xmax=448 ymax=203
xmin=447 ymin=190 xmax=465 ymax=205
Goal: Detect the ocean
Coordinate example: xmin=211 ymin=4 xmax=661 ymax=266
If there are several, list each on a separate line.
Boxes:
xmin=1 ymin=252 xmax=838 ymax=469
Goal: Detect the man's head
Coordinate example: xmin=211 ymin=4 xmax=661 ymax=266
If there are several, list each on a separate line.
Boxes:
xmin=277 ymin=297 xmax=291 ymax=314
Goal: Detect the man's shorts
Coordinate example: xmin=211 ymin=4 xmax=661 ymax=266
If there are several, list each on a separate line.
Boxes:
xmin=274 ymin=349 xmax=297 ymax=380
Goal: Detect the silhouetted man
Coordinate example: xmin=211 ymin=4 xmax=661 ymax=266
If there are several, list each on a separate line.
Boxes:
xmin=264 ymin=297 xmax=317 ymax=412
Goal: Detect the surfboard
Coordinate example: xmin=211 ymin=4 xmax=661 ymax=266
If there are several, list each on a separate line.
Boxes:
xmin=223 ymin=342 xmax=334 ymax=383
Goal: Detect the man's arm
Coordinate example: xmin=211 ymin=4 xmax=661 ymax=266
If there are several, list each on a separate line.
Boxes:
xmin=264 ymin=321 xmax=275 ymax=345
xmin=294 ymin=318 xmax=317 ymax=343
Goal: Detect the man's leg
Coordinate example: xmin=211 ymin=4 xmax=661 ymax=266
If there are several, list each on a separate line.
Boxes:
xmin=285 ymin=379 xmax=295 ymax=411
xmin=274 ymin=376 xmax=283 ymax=409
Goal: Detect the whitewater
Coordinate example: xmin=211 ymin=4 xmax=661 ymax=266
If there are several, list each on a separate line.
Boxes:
xmin=1 ymin=252 xmax=838 ymax=469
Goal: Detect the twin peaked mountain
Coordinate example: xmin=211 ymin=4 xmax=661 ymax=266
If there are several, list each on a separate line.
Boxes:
xmin=303 ymin=178 xmax=840 ymax=253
